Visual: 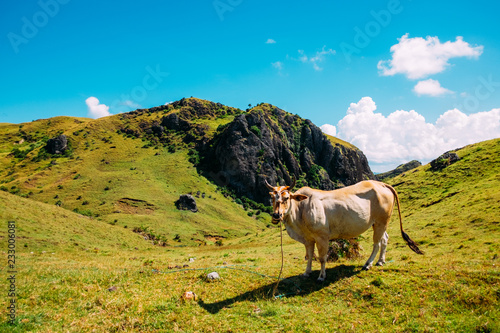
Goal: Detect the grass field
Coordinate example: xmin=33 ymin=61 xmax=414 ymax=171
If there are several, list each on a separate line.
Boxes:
xmin=1 ymin=195 xmax=498 ymax=332
xmin=1 ymin=115 xmax=499 ymax=332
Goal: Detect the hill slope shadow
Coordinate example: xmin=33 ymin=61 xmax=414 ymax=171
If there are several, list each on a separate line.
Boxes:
xmin=198 ymin=264 xmax=359 ymax=314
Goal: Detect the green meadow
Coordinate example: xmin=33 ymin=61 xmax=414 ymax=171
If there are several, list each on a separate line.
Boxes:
xmin=0 ymin=109 xmax=499 ymax=332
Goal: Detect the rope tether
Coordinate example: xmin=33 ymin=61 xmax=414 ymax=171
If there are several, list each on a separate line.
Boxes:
xmin=272 ymin=220 xmax=284 ymax=298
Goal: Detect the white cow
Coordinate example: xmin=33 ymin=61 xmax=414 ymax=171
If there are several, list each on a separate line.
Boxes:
xmin=265 ymin=178 xmax=423 ymax=281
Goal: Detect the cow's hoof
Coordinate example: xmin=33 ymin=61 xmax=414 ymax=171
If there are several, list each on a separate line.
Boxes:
xmin=301 ymin=273 xmax=310 ymax=278
xmin=317 ymin=277 xmax=325 ymax=282
xmin=362 ymin=265 xmax=371 ymax=271
xmin=375 ymin=261 xmax=385 ymax=266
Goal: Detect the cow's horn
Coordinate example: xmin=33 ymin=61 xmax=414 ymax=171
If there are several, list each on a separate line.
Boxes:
xmin=264 ymin=179 xmax=274 ymax=190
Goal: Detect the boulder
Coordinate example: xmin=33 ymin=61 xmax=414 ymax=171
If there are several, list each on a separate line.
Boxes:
xmin=206 ymin=272 xmax=220 ymax=281
xmin=46 ymin=135 xmax=68 ymax=154
xmin=175 ymin=194 xmax=198 ymax=212
xmin=151 ymin=124 xmax=164 ymax=135
xmin=161 ymin=113 xmax=190 ymax=131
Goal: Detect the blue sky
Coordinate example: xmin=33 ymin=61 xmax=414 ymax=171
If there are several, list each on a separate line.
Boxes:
xmin=1 ymin=0 xmax=499 ymax=171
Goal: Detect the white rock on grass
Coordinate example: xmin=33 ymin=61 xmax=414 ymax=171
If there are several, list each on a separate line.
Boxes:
xmin=206 ymin=272 xmax=220 ymax=281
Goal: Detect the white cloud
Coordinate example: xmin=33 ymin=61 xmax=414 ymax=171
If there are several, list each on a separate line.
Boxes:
xmin=347 ymin=96 xmax=377 ymax=114
xmin=85 ymin=97 xmax=111 ymax=119
xmin=272 ymin=61 xmax=283 ymax=70
xmin=320 ymin=124 xmax=336 ymax=137
xmin=334 ymin=97 xmax=500 ymax=172
xmin=378 ymin=34 xmax=483 ymax=79
xmin=297 ymin=46 xmax=335 ymax=71
xmin=266 ymin=38 xmax=276 ymax=44
xmin=413 ymin=79 xmax=453 ymax=97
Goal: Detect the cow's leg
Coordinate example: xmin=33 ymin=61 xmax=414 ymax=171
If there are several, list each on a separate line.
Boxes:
xmin=376 ymin=232 xmax=389 ymax=266
xmin=303 ymin=241 xmax=315 ymax=277
xmin=316 ymin=237 xmax=329 ymax=281
xmin=363 ymin=226 xmax=386 ymax=270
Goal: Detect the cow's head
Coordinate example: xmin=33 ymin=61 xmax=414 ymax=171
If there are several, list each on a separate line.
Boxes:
xmin=265 ymin=177 xmax=308 ymax=224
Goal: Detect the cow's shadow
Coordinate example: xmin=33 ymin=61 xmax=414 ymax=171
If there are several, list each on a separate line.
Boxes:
xmin=198 ymin=264 xmax=360 ymax=314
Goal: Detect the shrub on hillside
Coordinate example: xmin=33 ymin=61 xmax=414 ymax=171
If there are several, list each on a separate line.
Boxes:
xmin=250 ymin=125 xmax=261 ymax=138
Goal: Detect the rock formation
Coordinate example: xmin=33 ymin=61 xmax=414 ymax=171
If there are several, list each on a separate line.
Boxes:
xmin=46 ymin=135 xmax=68 ymax=154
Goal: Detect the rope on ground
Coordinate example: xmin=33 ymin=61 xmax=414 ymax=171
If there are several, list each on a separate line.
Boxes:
xmin=272 ymin=219 xmax=284 ymax=298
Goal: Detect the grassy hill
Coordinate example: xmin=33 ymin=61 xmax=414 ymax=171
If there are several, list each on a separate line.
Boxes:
xmin=386 ymin=138 xmax=500 ymax=258
xmin=0 ymin=103 xmax=268 ymax=246
xmin=0 ymin=103 xmax=499 ymax=331
xmin=0 ymin=189 xmax=147 ymax=252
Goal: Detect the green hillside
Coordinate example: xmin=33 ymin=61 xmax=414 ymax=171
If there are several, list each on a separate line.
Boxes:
xmin=385 ymin=138 xmax=500 ymax=259
xmin=0 ymin=190 xmax=147 ymax=252
xmin=0 ymin=103 xmax=268 ymax=246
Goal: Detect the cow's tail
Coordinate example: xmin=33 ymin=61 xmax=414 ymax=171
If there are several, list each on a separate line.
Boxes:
xmin=385 ymin=184 xmax=424 ymax=255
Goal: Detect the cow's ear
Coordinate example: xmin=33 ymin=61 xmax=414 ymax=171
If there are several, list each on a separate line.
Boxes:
xmin=292 ymin=194 xmax=308 ymax=202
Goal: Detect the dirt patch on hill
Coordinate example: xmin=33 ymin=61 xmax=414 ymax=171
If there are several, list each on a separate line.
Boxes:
xmin=115 ymin=198 xmax=156 ymax=214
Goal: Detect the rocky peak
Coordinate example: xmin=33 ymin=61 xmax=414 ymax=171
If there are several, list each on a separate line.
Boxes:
xmin=200 ymin=103 xmax=374 ymax=204
xmin=115 ymin=98 xmax=375 ymax=205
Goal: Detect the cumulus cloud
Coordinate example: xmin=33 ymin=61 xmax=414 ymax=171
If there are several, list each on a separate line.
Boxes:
xmin=330 ymin=97 xmax=500 ymax=172
xmin=320 ymin=124 xmax=336 ymax=137
xmin=378 ymin=34 xmax=483 ymax=79
xmin=413 ymin=79 xmax=453 ymax=97
xmin=85 ymin=97 xmax=111 ymax=119
xmin=266 ymin=38 xmax=276 ymax=44
xmin=298 ymin=46 xmax=335 ymax=71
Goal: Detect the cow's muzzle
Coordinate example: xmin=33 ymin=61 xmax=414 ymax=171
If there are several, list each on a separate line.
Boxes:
xmin=271 ymin=213 xmax=282 ymax=224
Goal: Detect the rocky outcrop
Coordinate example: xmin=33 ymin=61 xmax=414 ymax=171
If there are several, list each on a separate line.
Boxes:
xmin=175 ymin=194 xmax=198 ymax=212
xmin=46 ymin=135 xmax=68 ymax=154
xmin=161 ymin=113 xmax=190 ymax=132
xmin=430 ymin=152 xmax=460 ymax=171
xmin=376 ymin=160 xmax=422 ymax=180
xmin=200 ymin=104 xmax=374 ymax=204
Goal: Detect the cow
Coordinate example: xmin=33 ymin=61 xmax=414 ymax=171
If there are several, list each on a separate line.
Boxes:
xmin=265 ymin=178 xmax=423 ymax=281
